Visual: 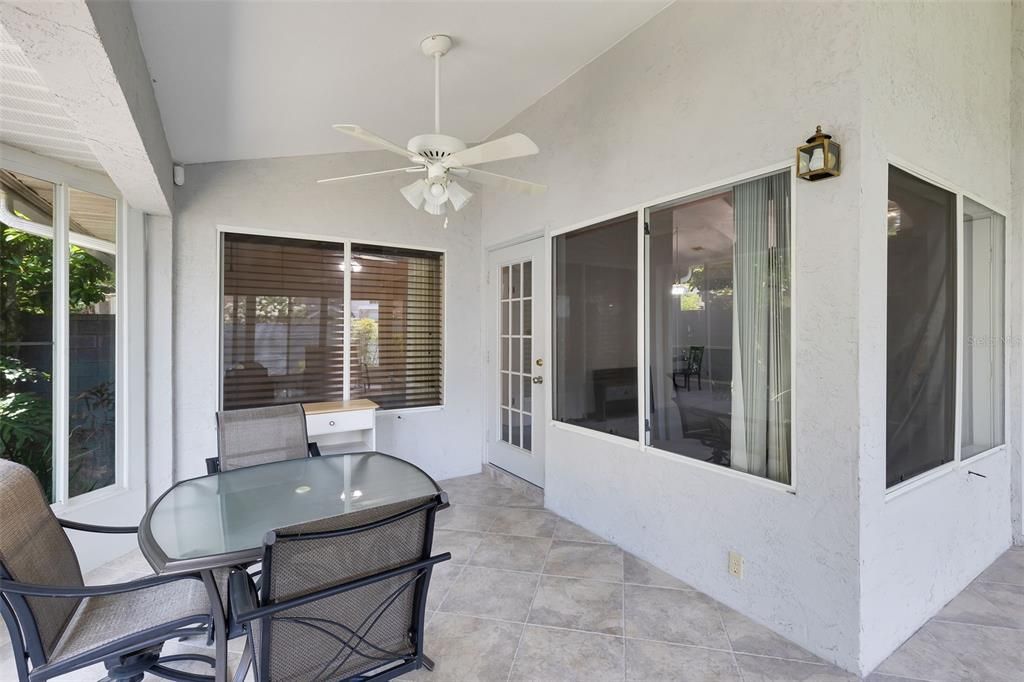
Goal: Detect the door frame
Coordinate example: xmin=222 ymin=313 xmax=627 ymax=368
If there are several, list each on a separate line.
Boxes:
xmin=484 ymin=233 xmax=547 ymax=487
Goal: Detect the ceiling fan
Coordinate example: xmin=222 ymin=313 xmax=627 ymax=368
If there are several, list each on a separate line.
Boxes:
xmin=317 ymin=34 xmax=545 ymax=218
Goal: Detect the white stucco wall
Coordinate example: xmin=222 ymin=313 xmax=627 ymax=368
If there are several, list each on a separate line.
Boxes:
xmin=145 ymin=214 xmax=174 ymax=501
xmin=1011 ymin=0 xmax=1024 ymax=547
xmin=172 ymin=151 xmax=485 ymax=483
xmin=480 ymin=1 xmax=866 ymax=671
xmin=857 ymin=2 xmax=1015 ymax=672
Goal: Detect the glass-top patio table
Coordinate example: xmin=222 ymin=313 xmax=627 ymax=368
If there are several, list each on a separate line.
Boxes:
xmin=137 ymin=452 xmax=445 ymax=682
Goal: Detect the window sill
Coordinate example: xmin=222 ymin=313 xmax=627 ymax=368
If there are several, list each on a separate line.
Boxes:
xmin=960 ymin=443 xmax=1007 ymax=467
xmin=643 ymin=443 xmax=797 ymax=494
xmin=52 ymin=484 xmax=140 ymax=516
xmin=378 ymin=404 xmax=445 ymax=417
xmin=550 ymin=421 xmax=643 ymax=450
xmin=884 ymin=461 xmax=957 ymax=502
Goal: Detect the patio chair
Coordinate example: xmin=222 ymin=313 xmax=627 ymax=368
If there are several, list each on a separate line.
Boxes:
xmin=228 ymin=493 xmax=451 ymax=682
xmin=0 ymin=459 xmax=216 ymax=682
xmin=209 ymin=403 xmax=321 ymax=474
xmin=672 ymin=345 xmax=705 ymax=391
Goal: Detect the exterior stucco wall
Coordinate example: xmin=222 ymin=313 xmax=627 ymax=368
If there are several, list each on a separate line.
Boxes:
xmin=857 ymin=1 xmax=1016 ymax=672
xmin=1011 ymin=0 xmax=1024 ymax=547
xmin=480 ymin=1 xmax=866 ymax=671
xmin=172 ymin=151 xmax=485 ymax=484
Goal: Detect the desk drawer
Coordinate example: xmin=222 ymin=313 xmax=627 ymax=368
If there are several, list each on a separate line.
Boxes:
xmin=306 ymin=409 xmax=374 ymax=436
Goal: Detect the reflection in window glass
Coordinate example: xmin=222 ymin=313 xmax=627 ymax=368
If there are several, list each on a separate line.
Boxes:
xmin=886 ymin=166 xmax=956 ymax=487
xmin=553 ymin=215 xmax=638 ymax=440
xmin=350 ymin=244 xmax=443 ymax=409
xmin=961 ymin=198 xmax=1005 ymax=459
xmin=0 ymin=170 xmax=56 ymax=500
xmin=68 ymin=189 xmax=117 ymax=496
xmin=647 ymin=172 xmax=791 ymax=483
xmin=222 ymin=233 xmax=345 ymax=409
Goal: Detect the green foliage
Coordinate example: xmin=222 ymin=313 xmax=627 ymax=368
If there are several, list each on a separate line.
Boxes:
xmin=353 ymin=317 xmax=379 ymax=367
xmin=0 ymin=356 xmax=53 ymax=499
xmin=1 ymin=222 xmax=115 ymax=499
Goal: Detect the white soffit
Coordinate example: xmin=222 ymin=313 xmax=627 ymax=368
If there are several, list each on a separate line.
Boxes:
xmin=131 ymin=0 xmax=670 ymax=164
xmin=0 ymin=24 xmax=104 ymax=173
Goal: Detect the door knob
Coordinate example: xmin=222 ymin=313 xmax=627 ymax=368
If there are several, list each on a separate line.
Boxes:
xmin=532 ymin=376 xmax=543 ymax=384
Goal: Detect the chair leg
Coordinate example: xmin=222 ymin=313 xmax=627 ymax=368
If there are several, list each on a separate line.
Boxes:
xmin=422 ymin=654 xmax=436 ymax=672
xmin=233 ymin=640 xmax=253 ymax=682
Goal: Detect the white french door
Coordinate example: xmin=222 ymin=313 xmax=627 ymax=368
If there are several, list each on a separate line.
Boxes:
xmin=486 ymin=238 xmax=546 ymax=487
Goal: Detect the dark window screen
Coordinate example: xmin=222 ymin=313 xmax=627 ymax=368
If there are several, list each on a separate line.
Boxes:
xmin=886 ymin=166 xmax=956 ymax=487
xmin=553 ymin=215 xmax=638 ymax=440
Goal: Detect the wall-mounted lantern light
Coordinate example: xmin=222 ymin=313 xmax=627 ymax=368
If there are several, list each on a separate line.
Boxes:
xmin=796 ymin=126 xmax=841 ymax=181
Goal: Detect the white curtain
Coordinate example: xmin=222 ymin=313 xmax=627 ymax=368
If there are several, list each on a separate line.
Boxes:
xmin=731 ymin=173 xmax=791 ymax=483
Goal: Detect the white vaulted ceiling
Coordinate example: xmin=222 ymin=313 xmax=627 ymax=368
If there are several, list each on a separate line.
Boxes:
xmin=131 ymin=0 xmax=670 ymax=164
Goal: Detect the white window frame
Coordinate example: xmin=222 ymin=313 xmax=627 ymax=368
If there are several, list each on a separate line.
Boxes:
xmin=216 ymin=225 xmax=447 ymax=414
xmin=884 ymin=158 xmax=1010 ymax=499
xmin=547 ymin=160 xmax=798 ymax=495
xmin=1 ymin=143 xmax=127 ymax=508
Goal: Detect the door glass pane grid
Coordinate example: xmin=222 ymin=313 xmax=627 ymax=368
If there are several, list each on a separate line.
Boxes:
xmin=498 ymin=260 xmax=532 ymax=451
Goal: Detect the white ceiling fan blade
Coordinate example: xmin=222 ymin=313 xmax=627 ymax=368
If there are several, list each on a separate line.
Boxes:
xmin=462 ymin=168 xmax=546 ymax=195
xmin=444 ymin=133 xmax=539 ymax=168
xmin=317 ymin=166 xmax=423 ymax=184
xmin=332 ymin=124 xmax=425 ymax=162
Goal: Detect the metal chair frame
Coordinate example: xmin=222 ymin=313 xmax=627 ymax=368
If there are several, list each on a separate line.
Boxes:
xmin=207 ymin=403 xmax=322 ymax=474
xmin=228 ymin=494 xmax=450 ymax=682
xmin=0 ymin=520 xmax=215 ymax=682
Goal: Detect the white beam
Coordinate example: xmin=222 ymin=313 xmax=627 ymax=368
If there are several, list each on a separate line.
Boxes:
xmin=0 ymin=0 xmax=172 ymax=215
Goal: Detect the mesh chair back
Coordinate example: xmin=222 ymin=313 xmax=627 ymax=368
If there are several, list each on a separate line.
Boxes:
xmin=256 ymin=496 xmax=436 ymax=681
xmin=0 ymin=460 xmax=84 ymax=658
xmin=216 ymin=404 xmax=310 ymax=472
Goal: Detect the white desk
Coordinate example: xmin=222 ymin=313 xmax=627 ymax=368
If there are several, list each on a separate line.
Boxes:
xmin=303 ymin=400 xmax=378 ymax=453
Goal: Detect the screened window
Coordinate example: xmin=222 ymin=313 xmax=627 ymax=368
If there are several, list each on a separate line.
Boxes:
xmin=961 ymin=198 xmax=1005 ymax=460
xmin=646 ymin=171 xmax=792 ymax=484
xmin=553 ymin=215 xmax=638 ymax=440
xmin=886 ymin=166 xmax=957 ymax=487
xmin=221 ymin=233 xmax=443 ymax=411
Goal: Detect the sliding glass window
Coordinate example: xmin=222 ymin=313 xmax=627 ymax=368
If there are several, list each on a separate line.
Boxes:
xmin=552 ymin=215 xmax=638 ymax=440
xmin=961 ymin=198 xmax=1005 ymax=460
xmin=646 ymin=171 xmax=792 ymax=484
xmin=221 ymin=233 xmax=444 ymax=411
xmin=886 ymin=166 xmax=957 ymax=487
xmin=0 ymin=169 xmax=119 ymax=502
xmin=350 ymin=244 xmax=444 ymax=409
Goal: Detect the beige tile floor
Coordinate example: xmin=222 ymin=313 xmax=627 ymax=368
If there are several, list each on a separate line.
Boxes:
xmin=3 ymin=471 xmax=1023 ymax=681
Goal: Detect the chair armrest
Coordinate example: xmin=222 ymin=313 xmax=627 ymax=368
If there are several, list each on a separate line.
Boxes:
xmin=227 ymin=569 xmax=259 ymax=637
xmin=59 ymin=519 xmax=138 ymax=534
xmin=0 ymin=572 xmax=203 ymax=599
xmin=307 ymin=441 xmax=322 ymax=457
xmin=206 ymin=457 xmax=221 ymax=474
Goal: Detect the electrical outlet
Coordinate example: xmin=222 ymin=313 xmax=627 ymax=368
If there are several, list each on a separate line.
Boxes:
xmin=728 ymin=551 xmax=744 ymax=579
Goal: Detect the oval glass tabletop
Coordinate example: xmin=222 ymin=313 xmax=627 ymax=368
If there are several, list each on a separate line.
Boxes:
xmin=139 ymin=452 xmax=442 ymax=574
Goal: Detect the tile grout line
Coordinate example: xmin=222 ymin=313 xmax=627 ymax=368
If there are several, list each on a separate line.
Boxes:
xmin=712 ymin=597 xmax=744 ymax=681
xmin=621 ymin=551 xmax=626 ymax=681
xmin=929 ymin=617 xmax=1024 ymax=632
xmin=505 ymin=531 xmax=553 ymax=682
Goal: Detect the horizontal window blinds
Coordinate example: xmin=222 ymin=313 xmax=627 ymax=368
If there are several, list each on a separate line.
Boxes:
xmin=350 ymin=243 xmax=444 ymax=409
xmin=222 ymin=233 xmax=345 ymax=410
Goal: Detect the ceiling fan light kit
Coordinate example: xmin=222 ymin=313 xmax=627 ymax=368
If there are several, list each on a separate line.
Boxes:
xmin=318 ymin=34 xmax=546 ymax=222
